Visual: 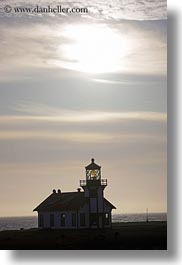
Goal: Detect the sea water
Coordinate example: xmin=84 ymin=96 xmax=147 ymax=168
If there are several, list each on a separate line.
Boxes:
xmin=0 ymin=213 xmax=167 ymax=231
xmin=112 ymin=212 xmax=167 ymax=223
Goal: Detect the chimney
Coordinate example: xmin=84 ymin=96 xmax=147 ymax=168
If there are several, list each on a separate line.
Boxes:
xmin=57 ymin=189 xmax=61 ymax=193
xmin=53 ymin=189 xmax=56 ymax=193
xmin=77 ymin=188 xmax=81 ymax=193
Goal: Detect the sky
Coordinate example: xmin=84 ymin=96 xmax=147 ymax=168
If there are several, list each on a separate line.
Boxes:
xmin=0 ymin=0 xmax=167 ymax=216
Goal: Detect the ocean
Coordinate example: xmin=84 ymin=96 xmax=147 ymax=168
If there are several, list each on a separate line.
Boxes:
xmin=0 ymin=213 xmax=167 ymax=231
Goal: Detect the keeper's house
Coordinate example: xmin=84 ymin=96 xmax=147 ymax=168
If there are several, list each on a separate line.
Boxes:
xmin=33 ymin=159 xmax=116 ymax=229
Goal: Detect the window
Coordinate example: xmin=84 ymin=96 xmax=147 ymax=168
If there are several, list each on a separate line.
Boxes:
xmin=80 ymin=213 xmax=85 ymax=226
xmin=60 ymin=213 xmax=66 ymax=226
xmin=90 ymin=213 xmax=97 ymax=226
xmin=50 ymin=214 xmax=54 ymax=227
xmin=104 ymin=213 xmax=110 ymax=225
xmin=86 ymin=169 xmax=100 ymax=180
xmin=39 ymin=214 xmax=44 ymax=227
xmin=72 ymin=213 xmax=77 ymax=226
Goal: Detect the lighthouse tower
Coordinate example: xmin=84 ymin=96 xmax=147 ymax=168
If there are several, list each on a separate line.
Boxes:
xmin=80 ymin=158 xmax=108 ymax=228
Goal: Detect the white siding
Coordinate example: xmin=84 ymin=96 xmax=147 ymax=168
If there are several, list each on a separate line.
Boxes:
xmin=37 ymin=187 xmax=114 ymax=229
xmin=104 ymin=201 xmax=112 ymax=212
xmin=38 ymin=209 xmax=90 ymax=229
xmin=45 ymin=212 xmax=50 ymax=228
xmin=78 ymin=203 xmax=89 ymax=228
xmin=98 ymin=187 xmax=104 ymax=212
xmin=84 ymin=188 xmax=89 ymax=197
xmin=90 ymin=198 xmax=97 ymax=212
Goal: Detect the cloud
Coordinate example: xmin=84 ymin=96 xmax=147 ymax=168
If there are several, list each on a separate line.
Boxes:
xmin=0 ymin=112 xmax=166 ymax=125
xmin=0 ymin=127 xmax=166 ymax=144
xmin=0 ymin=101 xmax=167 ymax=144
xmin=0 ymin=105 xmax=166 ymax=146
xmin=0 ymin=15 xmax=167 ymax=81
xmin=0 ymin=0 xmax=167 ymax=215
xmin=12 ymin=102 xmax=167 ymax=122
xmin=0 ymin=0 xmax=167 ymax=20
xmin=0 ymin=109 xmax=167 ymax=215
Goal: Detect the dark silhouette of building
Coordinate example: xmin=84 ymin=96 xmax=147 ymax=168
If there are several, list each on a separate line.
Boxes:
xmin=33 ymin=159 xmax=116 ymax=229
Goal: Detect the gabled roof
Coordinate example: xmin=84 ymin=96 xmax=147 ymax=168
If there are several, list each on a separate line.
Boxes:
xmin=85 ymin=158 xmax=101 ymax=170
xmin=104 ymin=198 xmax=116 ymax=210
xmin=33 ymin=191 xmax=116 ymax=212
xmin=33 ymin=192 xmax=85 ymax=212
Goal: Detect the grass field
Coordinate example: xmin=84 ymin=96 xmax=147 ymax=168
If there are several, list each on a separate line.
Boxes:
xmin=0 ymin=221 xmax=167 ymax=250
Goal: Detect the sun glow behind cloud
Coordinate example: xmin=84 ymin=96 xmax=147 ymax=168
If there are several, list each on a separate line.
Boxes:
xmin=0 ymin=20 xmax=167 ymax=79
xmin=44 ymin=21 xmax=167 ymax=75
xmin=55 ymin=24 xmax=133 ymax=74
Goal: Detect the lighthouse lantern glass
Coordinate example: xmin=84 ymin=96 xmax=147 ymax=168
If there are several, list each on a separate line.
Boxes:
xmin=86 ymin=169 xmax=100 ymax=180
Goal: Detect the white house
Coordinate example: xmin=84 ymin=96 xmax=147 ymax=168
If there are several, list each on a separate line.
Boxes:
xmin=33 ymin=159 xmax=116 ymax=229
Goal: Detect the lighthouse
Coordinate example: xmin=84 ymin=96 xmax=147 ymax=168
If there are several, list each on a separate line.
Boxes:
xmin=80 ymin=158 xmax=108 ymax=228
xmin=34 ymin=158 xmax=116 ymax=229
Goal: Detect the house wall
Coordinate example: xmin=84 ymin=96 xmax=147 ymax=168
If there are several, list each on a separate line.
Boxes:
xmin=98 ymin=187 xmax=104 ymax=213
xmin=103 ymin=201 xmax=113 ymax=228
xmin=38 ymin=208 xmax=113 ymax=229
xmin=79 ymin=202 xmax=89 ymax=228
xmin=37 ymin=188 xmax=114 ymax=229
xmin=103 ymin=201 xmax=112 ymax=213
xmin=84 ymin=186 xmax=105 ymax=213
xmin=90 ymin=198 xmax=97 ymax=212
xmin=38 ymin=206 xmax=90 ymax=229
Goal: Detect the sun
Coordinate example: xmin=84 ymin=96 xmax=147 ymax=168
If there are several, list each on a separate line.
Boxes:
xmin=57 ymin=24 xmax=131 ymax=74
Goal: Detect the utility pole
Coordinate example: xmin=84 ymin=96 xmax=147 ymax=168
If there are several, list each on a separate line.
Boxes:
xmin=146 ymin=208 xmax=149 ymax=222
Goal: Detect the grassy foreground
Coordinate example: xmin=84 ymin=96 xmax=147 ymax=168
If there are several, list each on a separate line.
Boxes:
xmin=0 ymin=221 xmax=167 ymax=250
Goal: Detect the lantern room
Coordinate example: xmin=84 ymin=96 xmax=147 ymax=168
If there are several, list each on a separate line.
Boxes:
xmin=85 ymin=158 xmax=101 ymax=180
